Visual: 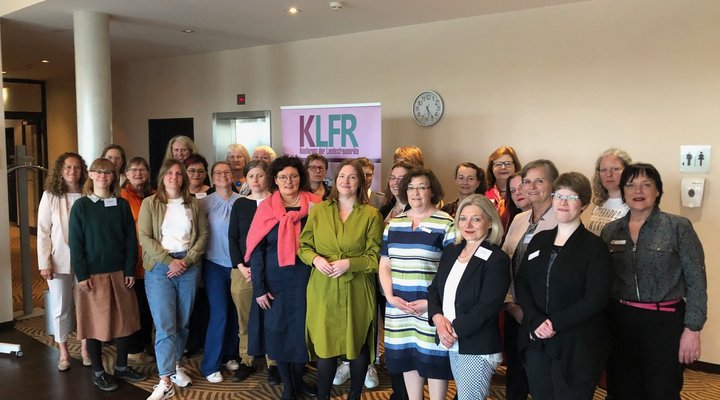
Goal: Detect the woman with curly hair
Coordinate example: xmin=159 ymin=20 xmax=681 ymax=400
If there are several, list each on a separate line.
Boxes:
xmin=587 ymin=148 xmax=632 ymax=236
xmin=37 ymin=152 xmax=91 ymax=370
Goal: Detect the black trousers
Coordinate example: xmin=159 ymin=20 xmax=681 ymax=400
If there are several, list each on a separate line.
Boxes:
xmin=606 ymin=301 xmax=685 ymax=400
xmin=524 ymin=348 xmax=597 ymax=400
xmin=503 ymin=312 xmax=529 ymax=400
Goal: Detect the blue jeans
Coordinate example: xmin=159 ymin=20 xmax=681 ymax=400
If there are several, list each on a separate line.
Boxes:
xmin=145 ymin=261 xmax=199 ymax=377
xmin=200 ymin=259 xmax=239 ymax=376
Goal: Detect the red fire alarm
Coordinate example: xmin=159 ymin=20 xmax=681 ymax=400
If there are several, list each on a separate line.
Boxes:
xmin=237 ymin=94 xmax=246 ymax=105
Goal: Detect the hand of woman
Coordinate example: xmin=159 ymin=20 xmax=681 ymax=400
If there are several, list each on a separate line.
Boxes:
xmin=533 ymin=319 xmax=556 ymax=339
xmin=239 ymin=264 xmax=252 ymax=282
xmin=125 ymin=276 xmax=135 ymax=288
xmin=40 ymin=268 xmax=54 ymax=281
xmin=678 ymin=328 xmax=701 ymax=364
xmin=313 ymin=256 xmax=333 ymax=276
xmin=78 ymin=279 xmax=92 ymax=293
xmin=507 ymin=303 xmax=524 ymax=324
xmin=167 ymin=259 xmax=188 ymax=278
xmin=387 ymin=295 xmax=416 ymax=314
xmin=256 ymin=292 xmax=274 ymax=310
xmin=406 ymin=299 xmax=429 ymax=315
xmin=328 ymin=259 xmax=350 ymax=278
xmin=432 ymin=314 xmax=458 ymax=348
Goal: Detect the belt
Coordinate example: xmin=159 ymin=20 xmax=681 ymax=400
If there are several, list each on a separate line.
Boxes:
xmin=618 ymin=299 xmax=682 ymax=312
xmin=169 ymin=251 xmax=188 ymax=260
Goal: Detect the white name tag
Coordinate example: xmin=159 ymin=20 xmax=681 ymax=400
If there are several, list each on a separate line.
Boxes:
xmin=419 ymin=226 xmax=432 ymax=234
xmin=523 ymin=233 xmax=533 ymax=244
xmin=528 ymin=250 xmax=540 ymax=260
xmin=195 ymin=192 xmax=207 ymax=199
xmin=610 ymin=240 xmax=627 ymax=245
xmin=474 ymin=246 xmax=492 ymax=261
xmin=103 ymin=198 xmax=117 ymax=207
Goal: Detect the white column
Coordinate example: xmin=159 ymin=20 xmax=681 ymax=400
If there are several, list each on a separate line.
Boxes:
xmin=73 ymin=10 xmax=112 ymax=162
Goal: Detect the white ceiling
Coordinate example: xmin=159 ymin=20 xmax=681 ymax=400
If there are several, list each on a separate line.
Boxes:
xmin=1 ymin=0 xmax=585 ymax=80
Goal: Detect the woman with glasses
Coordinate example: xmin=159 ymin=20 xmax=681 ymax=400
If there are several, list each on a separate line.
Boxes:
xmin=502 ymin=159 xmax=559 ymax=400
xmin=246 ymin=156 xmax=321 ymax=400
xmin=486 ymin=146 xmax=521 ymax=229
xmin=184 ymin=153 xmax=211 ymax=198
xmin=379 ymin=168 xmax=455 ymax=400
xmin=69 ymin=158 xmax=146 ymax=391
xmin=428 ymin=194 xmax=511 ymax=400
xmin=441 ymin=162 xmax=487 ymax=217
xmin=139 ymin=159 xmax=208 ymax=400
xmin=516 ymin=172 xmax=612 ymax=399
xmin=379 ymin=160 xmax=415 ymax=222
xmin=299 ymin=159 xmax=384 ymax=400
xmin=200 ymin=162 xmax=242 ymax=383
xmin=305 ymin=153 xmax=331 ymax=200
xmin=120 ymin=157 xmax=156 ymax=364
xmin=601 ymin=163 xmax=706 ymax=400
xmin=587 ymin=148 xmax=633 ymax=236
xmin=37 ymin=152 xmax=91 ymax=370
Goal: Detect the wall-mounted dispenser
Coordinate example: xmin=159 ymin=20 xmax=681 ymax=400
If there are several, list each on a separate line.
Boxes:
xmin=681 ymin=177 xmax=705 ymax=208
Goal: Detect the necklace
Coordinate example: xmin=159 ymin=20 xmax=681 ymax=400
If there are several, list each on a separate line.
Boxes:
xmin=282 ymin=195 xmax=300 ymax=207
xmin=457 ymin=240 xmax=482 ymax=262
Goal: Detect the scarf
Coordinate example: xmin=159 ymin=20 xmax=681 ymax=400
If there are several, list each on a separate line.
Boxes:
xmin=244 ymin=190 xmax=320 ymax=267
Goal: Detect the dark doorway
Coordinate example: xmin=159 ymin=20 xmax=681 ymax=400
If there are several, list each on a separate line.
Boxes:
xmin=148 ymin=118 xmax=194 ymax=186
xmin=5 ymin=127 xmax=18 ymax=224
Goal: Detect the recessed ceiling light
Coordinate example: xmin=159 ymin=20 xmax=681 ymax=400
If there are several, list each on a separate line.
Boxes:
xmin=286 ymin=7 xmax=300 ymax=15
xmin=41 ymin=59 xmax=50 ymax=63
xmin=182 ymin=29 xmax=194 ymax=33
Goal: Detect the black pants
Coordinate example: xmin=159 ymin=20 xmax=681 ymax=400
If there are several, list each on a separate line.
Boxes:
xmin=524 ymin=348 xmax=597 ymax=400
xmin=606 ymin=301 xmax=685 ymax=400
xmin=503 ymin=312 xmax=529 ymax=400
xmin=129 ymin=279 xmax=154 ymax=354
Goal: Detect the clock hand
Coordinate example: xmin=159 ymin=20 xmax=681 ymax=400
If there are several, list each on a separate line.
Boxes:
xmin=426 ymin=105 xmax=431 ymax=116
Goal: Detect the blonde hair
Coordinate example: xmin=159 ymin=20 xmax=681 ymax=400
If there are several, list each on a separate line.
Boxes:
xmin=454 ymin=194 xmax=504 ymax=246
xmin=253 ymin=145 xmax=277 ymax=161
xmin=591 ymin=148 xmax=632 ymax=206
xmin=163 ymin=135 xmax=196 ymax=162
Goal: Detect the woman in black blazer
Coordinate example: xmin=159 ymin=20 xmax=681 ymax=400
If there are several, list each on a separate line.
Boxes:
xmin=428 ymin=194 xmax=511 ymax=400
xmin=515 ymin=172 xmax=612 ymax=400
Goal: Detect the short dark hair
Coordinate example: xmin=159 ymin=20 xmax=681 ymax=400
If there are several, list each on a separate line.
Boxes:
xmin=553 ymin=172 xmax=592 ymax=207
xmin=620 ymin=163 xmax=664 ymax=206
xmin=183 ymin=153 xmax=208 ymax=170
xmin=329 ymin=159 xmax=369 ymax=204
xmin=454 ymin=162 xmax=487 ymax=194
xmin=304 ymin=153 xmax=328 ymax=169
xmin=398 ymin=168 xmax=444 ymax=205
xmin=521 ymin=159 xmax=559 ymax=182
xmin=267 ymin=156 xmax=310 ymax=193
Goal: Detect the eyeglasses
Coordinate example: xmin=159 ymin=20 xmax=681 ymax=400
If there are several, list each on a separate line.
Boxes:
xmin=552 ymin=193 xmax=580 ymax=202
xmin=213 ymin=170 xmax=232 ymax=176
xmin=91 ymin=169 xmax=113 ymax=175
xmin=276 ymin=174 xmax=300 ymax=182
xmin=127 ymin=168 xmax=147 ymax=174
xmin=407 ymin=185 xmax=431 ymax=192
xmin=308 ymin=165 xmax=326 ymax=172
xmin=388 ymin=175 xmax=405 ymax=182
xmin=493 ymin=161 xmax=515 ymax=168
xmin=186 ymin=168 xmax=206 ymax=175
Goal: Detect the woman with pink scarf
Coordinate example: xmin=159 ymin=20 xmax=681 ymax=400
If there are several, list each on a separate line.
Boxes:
xmin=245 ymin=156 xmax=322 ymax=400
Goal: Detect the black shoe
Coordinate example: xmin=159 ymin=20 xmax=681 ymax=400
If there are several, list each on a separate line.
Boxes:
xmin=268 ymin=365 xmax=281 ymax=385
xmin=93 ymin=372 xmax=119 ymax=392
xmin=348 ymin=390 xmax=362 ymax=400
xmin=296 ymin=381 xmax=318 ymax=397
xmin=113 ymin=366 xmax=147 ymax=382
xmin=233 ymin=364 xmax=256 ymax=382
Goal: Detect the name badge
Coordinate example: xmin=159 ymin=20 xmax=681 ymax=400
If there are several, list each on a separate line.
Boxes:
xmin=103 ymin=198 xmax=117 ymax=207
xmin=610 ymin=240 xmax=627 ymax=245
xmin=474 ymin=246 xmax=492 ymax=261
xmin=419 ymin=226 xmax=432 ymax=234
xmin=523 ymin=233 xmax=533 ymax=244
xmin=528 ymin=250 xmax=540 ymax=260
xmin=195 ymin=192 xmax=207 ymax=199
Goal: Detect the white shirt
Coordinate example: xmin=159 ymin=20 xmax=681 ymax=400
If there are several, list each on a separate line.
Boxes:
xmin=160 ymin=198 xmax=192 ymax=252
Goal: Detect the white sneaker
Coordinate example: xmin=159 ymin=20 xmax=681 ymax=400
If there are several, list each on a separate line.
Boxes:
xmin=147 ymin=379 xmax=175 ymax=400
xmin=170 ymin=367 xmax=192 ymax=387
xmin=333 ymin=362 xmax=351 ymax=385
xmin=206 ymin=371 xmax=224 ymax=383
xmin=225 ymin=360 xmax=240 ymax=371
xmin=364 ymin=364 xmax=379 ymax=389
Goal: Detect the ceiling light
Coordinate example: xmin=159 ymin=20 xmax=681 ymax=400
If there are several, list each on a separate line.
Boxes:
xmin=41 ymin=59 xmax=50 ymax=63
xmin=286 ymin=7 xmax=300 ymax=15
xmin=182 ymin=29 xmax=194 ymax=33
xmin=329 ymin=1 xmax=342 ymax=10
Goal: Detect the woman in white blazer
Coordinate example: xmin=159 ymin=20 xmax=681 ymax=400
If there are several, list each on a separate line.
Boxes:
xmin=37 ymin=152 xmax=91 ymax=370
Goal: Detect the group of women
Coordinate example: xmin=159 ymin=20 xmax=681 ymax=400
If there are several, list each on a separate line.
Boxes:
xmin=36 ymin=138 xmax=706 ymax=400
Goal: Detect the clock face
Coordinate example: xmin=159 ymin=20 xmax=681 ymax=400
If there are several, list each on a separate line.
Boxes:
xmin=413 ymin=90 xmax=444 ymax=127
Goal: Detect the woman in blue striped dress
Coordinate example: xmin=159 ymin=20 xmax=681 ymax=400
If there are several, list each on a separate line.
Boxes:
xmin=379 ymin=168 xmax=455 ymax=400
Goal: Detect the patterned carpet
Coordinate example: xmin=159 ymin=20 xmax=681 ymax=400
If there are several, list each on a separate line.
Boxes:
xmin=9 ymin=226 xmax=720 ymax=399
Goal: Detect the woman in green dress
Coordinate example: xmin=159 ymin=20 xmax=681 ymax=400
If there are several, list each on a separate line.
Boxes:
xmin=299 ymin=158 xmax=384 ymax=400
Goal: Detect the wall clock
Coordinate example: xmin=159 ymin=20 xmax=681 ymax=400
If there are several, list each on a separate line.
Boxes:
xmin=412 ymin=90 xmax=444 ymax=127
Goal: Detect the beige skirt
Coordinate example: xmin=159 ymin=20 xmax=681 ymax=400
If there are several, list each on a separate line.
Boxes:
xmin=76 ymin=270 xmax=140 ymax=341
